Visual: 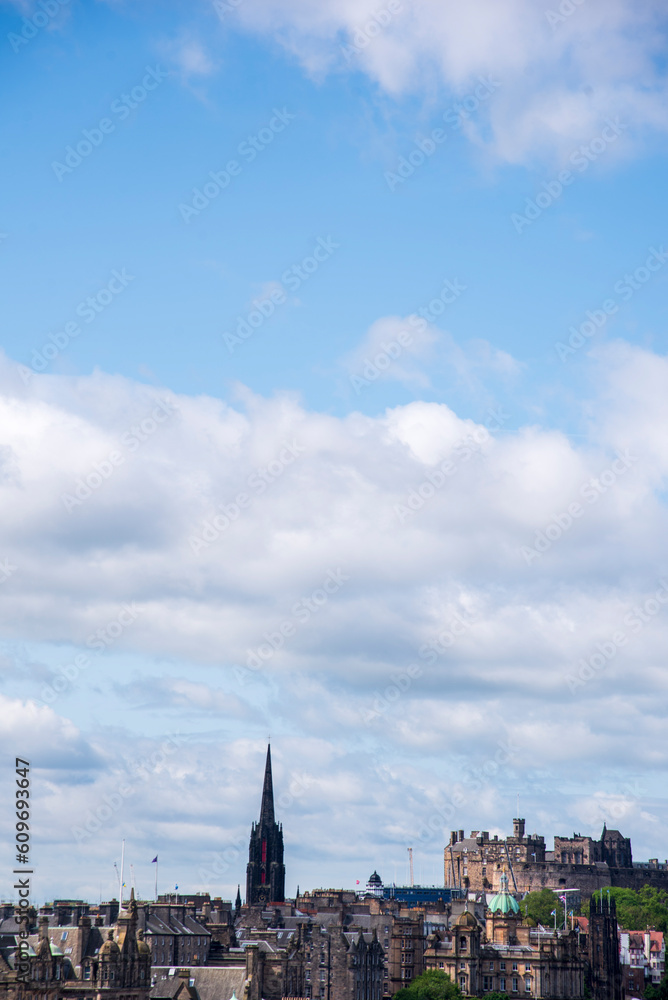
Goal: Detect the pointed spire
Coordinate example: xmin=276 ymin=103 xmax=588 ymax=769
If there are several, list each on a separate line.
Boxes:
xmin=235 ymin=885 xmax=242 ymax=912
xmin=259 ymin=744 xmax=275 ymax=827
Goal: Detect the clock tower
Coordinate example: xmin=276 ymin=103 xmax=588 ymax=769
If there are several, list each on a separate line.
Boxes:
xmin=246 ymin=745 xmax=285 ymax=905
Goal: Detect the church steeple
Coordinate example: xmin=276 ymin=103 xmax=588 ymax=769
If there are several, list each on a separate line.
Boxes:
xmin=259 ymin=744 xmax=275 ymax=827
xmin=246 ymin=744 xmax=285 ymax=906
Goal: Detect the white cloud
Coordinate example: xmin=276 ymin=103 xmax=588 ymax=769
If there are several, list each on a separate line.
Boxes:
xmin=2 ymin=340 xmax=668 ymax=895
xmin=224 ymin=0 xmax=668 ymax=164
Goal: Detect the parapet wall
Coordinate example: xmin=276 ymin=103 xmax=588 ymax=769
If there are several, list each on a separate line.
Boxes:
xmin=510 ymin=863 xmax=668 ymax=895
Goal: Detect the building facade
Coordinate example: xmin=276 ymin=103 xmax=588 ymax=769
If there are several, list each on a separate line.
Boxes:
xmin=424 ymin=876 xmax=586 ymax=998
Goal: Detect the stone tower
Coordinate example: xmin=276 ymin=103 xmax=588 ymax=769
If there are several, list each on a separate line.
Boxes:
xmin=588 ymin=892 xmax=623 ymax=1000
xmin=246 ymin=745 xmax=285 ymax=905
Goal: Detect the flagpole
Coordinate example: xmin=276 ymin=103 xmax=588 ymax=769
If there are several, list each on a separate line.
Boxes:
xmin=120 ymin=840 xmax=125 ymax=909
xmin=155 ymin=859 xmax=158 ymax=902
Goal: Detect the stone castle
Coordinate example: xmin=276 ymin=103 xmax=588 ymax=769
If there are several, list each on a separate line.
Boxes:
xmin=445 ymin=817 xmax=668 ymax=897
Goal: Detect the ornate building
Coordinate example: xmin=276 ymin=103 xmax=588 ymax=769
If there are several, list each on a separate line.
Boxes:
xmin=246 ymin=746 xmax=286 ymax=906
xmin=424 ymin=873 xmax=586 ymax=998
xmin=0 ymin=891 xmax=151 ymax=1000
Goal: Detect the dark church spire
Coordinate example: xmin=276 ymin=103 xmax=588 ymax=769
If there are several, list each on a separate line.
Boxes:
xmin=259 ymin=744 xmax=275 ymax=827
xmin=246 ymin=743 xmax=285 ymax=905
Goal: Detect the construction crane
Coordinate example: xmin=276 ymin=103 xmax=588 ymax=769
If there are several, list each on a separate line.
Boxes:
xmin=408 ymin=847 xmax=414 ymax=887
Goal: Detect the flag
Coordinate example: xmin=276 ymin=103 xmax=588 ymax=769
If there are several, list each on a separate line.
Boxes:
xmin=356 ymin=880 xmax=360 ymax=885
xmin=152 ymin=856 xmax=158 ymax=863
xmin=550 ymin=910 xmax=556 ymax=916
xmin=175 ymin=884 xmax=178 ymax=890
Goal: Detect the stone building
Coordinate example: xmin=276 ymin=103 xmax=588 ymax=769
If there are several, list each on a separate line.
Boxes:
xmin=246 ymin=746 xmax=285 ymax=907
xmin=446 ymin=817 xmax=665 ymax=897
xmin=445 ymin=819 xmax=546 ymax=892
xmin=554 ymin=825 xmax=632 ymax=869
xmin=424 ymin=874 xmax=586 ymax=998
xmin=0 ymin=892 xmax=151 ymax=1000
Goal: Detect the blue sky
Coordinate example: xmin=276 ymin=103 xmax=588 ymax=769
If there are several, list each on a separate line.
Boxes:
xmin=2 ymin=0 xmax=668 ymax=904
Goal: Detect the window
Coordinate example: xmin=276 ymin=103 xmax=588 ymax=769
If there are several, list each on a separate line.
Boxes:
xmin=61 ymin=932 xmax=68 ymax=941
xmin=525 ymin=978 xmax=531 ymax=993
xmin=439 ymin=963 xmax=444 ymax=970
xmin=512 ymin=978 xmax=518 ymax=992
xmin=459 ymin=937 xmax=467 ymax=950
xmin=500 ymin=962 xmax=506 ymax=971
xmin=459 ymin=977 xmax=466 ymax=991
xmin=483 ymin=976 xmax=492 ymax=991
xmin=512 ymin=963 xmax=518 ymax=972
xmin=460 ymin=962 xmax=465 ymax=970
xmin=500 ymin=978 xmax=506 ymax=991
xmin=83 ymin=968 xmax=91 ymax=980
xmin=489 ymin=962 xmax=495 ymax=971
xmin=525 ymin=964 xmax=531 ymax=971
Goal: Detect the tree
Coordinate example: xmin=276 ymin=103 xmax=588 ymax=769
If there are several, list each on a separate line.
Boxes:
xmin=394 ymin=969 xmax=463 ymax=1000
xmin=583 ymin=887 xmax=668 ymax=933
xmin=644 ymin=975 xmax=668 ymax=1000
xmin=485 ymin=993 xmax=510 ymax=1000
xmin=522 ymin=888 xmax=564 ymax=927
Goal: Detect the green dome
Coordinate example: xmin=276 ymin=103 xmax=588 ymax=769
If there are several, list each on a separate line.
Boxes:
xmin=488 ymin=872 xmax=520 ymax=915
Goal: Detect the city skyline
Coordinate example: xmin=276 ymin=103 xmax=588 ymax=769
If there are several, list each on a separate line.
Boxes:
xmin=2 ymin=0 xmax=668 ymax=911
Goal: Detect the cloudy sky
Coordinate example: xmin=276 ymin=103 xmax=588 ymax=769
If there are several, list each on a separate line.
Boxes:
xmin=1 ymin=0 xmax=668 ymax=904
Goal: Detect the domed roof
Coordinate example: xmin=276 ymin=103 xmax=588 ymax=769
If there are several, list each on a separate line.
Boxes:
xmin=367 ymin=871 xmax=382 ymax=886
xmin=455 ymin=908 xmax=478 ymax=927
xmin=99 ymin=930 xmax=120 ymax=957
xmin=136 ymin=930 xmax=151 ymax=956
xmin=488 ymin=872 xmax=520 ymax=915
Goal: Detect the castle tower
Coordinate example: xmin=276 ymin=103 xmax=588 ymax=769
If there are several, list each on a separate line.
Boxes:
xmin=246 ymin=745 xmax=285 ymax=905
